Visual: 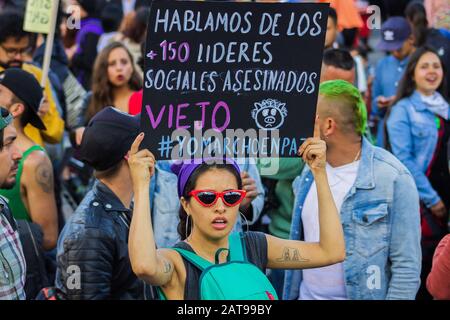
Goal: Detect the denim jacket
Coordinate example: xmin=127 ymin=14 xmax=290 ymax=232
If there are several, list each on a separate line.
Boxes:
xmin=387 ymin=91 xmax=448 ymax=208
xmin=371 ymin=55 xmax=409 ymax=146
xmin=150 ymin=159 xmax=265 ymax=249
xmin=284 ymin=138 xmax=421 ymax=300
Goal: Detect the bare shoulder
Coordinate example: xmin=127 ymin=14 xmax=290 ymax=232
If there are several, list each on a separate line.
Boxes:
xmin=22 ymin=150 xmax=54 ymax=193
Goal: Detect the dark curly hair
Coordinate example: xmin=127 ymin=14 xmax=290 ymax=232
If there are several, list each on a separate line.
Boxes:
xmin=0 ymin=10 xmax=30 ymax=45
xmin=177 ymin=163 xmax=243 ymax=240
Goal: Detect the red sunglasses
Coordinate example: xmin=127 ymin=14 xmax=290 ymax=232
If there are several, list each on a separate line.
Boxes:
xmin=188 ymin=190 xmax=247 ymax=207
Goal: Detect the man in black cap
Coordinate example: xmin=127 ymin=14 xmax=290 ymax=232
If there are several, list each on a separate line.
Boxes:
xmin=55 ymin=107 xmax=153 ymax=299
xmin=0 ymin=68 xmax=58 ymax=298
xmin=0 ymin=68 xmax=58 ymax=250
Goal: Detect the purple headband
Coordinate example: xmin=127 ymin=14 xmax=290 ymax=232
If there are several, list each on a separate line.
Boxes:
xmin=170 ymin=158 xmax=241 ymax=198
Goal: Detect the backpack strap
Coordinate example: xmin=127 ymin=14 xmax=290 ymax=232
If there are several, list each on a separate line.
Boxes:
xmin=173 ymin=233 xmax=247 ymax=268
xmin=172 ymin=248 xmax=213 ymax=271
xmin=156 ymin=287 xmax=167 ymax=300
xmin=229 ymin=232 xmax=247 ymax=262
xmin=214 ymin=248 xmax=231 ymax=264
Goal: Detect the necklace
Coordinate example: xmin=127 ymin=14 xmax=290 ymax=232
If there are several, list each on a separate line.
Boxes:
xmin=353 ymin=148 xmax=362 ymax=162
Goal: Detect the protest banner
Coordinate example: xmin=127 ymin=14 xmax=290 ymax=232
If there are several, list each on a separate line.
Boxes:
xmin=141 ymin=0 xmax=329 ymax=160
xmin=23 ymin=0 xmax=60 ymax=88
xmin=23 ymin=0 xmax=57 ymax=34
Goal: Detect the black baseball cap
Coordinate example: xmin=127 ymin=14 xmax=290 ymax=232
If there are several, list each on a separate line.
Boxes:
xmin=79 ymin=107 xmax=141 ymax=171
xmin=0 ymin=68 xmax=46 ymax=130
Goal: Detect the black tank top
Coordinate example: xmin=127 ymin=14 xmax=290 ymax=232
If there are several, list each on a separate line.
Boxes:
xmin=172 ymin=231 xmax=268 ymax=300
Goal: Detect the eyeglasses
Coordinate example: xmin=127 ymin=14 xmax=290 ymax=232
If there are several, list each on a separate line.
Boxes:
xmin=189 ymin=190 xmax=247 ymax=207
xmin=0 ymin=44 xmax=32 ymax=57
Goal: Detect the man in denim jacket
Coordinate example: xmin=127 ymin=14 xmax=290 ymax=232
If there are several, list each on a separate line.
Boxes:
xmin=284 ymin=80 xmax=421 ymax=300
xmin=149 ymin=159 xmax=265 ymax=249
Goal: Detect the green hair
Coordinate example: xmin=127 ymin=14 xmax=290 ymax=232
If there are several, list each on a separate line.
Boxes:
xmin=319 ymin=80 xmax=368 ymax=136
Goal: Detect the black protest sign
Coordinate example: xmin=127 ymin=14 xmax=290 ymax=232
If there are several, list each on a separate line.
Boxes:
xmin=141 ymin=0 xmax=329 ymax=160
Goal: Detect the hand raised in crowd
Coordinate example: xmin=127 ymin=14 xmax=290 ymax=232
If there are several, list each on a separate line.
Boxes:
xmin=377 ymin=95 xmax=396 ymax=109
xmin=38 ymin=94 xmax=50 ymax=118
xmin=430 ymin=200 xmax=447 ymax=220
xmin=298 ymin=116 xmax=327 ymax=174
xmin=127 ymin=133 xmax=156 ymax=187
xmin=240 ymin=171 xmax=258 ymax=211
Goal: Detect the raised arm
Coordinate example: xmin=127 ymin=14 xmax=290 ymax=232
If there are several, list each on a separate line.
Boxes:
xmin=127 ymin=133 xmax=176 ymax=286
xmin=266 ymin=118 xmax=345 ymax=269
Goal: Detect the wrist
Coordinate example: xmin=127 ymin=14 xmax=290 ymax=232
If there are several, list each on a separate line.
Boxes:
xmin=311 ymin=167 xmax=327 ymax=178
xmin=133 ymin=181 xmax=150 ymax=193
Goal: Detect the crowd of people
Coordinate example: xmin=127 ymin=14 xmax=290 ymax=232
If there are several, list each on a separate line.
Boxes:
xmin=0 ymin=0 xmax=449 ymax=300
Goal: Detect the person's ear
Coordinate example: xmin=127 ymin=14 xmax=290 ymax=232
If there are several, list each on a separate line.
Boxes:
xmin=8 ymin=102 xmax=25 ymax=118
xmin=180 ymin=196 xmax=190 ymax=215
xmin=324 ymin=117 xmax=336 ymax=137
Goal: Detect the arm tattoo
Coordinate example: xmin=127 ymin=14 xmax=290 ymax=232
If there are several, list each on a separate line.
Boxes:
xmin=35 ymin=162 xmax=54 ymax=194
xmin=163 ymin=260 xmax=172 ymax=273
xmin=276 ymin=247 xmax=310 ymax=263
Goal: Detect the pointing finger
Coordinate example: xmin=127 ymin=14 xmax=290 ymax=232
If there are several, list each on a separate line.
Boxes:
xmin=313 ymin=115 xmax=321 ymax=139
xmin=130 ymin=133 xmax=145 ymax=155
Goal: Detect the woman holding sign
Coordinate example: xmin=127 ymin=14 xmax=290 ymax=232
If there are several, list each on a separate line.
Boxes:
xmin=127 ymin=120 xmax=345 ymax=300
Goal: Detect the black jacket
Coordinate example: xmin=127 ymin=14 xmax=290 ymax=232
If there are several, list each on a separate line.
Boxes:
xmin=55 ymin=180 xmax=153 ymax=299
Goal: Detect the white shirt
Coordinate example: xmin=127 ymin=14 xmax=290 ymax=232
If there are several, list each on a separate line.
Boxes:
xmin=299 ymin=161 xmax=360 ymax=300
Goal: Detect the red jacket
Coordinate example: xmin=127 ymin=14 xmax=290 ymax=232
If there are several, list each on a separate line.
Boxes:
xmin=426 ymin=234 xmax=450 ymax=300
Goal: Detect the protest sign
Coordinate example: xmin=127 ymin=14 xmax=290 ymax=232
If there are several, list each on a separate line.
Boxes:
xmin=23 ymin=0 xmax=60 ymax=88
xmin=141 ymin=0 xmax=329 ymax=160
xmin=24 ymin=0 xmax=57 ymax=34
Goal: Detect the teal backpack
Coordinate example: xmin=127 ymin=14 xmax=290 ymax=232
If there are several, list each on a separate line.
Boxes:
xmin=159 ymin=232 xmax=278 ymax=300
